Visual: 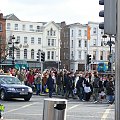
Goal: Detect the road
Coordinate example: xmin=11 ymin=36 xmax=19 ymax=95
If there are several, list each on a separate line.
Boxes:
xmin=0 ymin=95 xmax=115 ymax=120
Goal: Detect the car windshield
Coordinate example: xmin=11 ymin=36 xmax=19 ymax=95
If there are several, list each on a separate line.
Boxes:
xmin=0 ymin=76 xmax=21 ymax=84
xmin=99 ymin=63 xmax=104 ymax=66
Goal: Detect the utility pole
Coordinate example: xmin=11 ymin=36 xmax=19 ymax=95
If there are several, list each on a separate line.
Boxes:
xmin=115 ymin=0 xmax=120 ymax=119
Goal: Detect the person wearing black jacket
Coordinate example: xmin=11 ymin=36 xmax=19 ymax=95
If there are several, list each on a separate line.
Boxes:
xmin=65 ymin=72 xmax=74 ymax=99
xmin=76 ymin=74 xmax=86 ymax=101
xmin=106 ymin=77 xmax=114 ymax=104
xmin=46 ymin=74 xmax=54 ymax=98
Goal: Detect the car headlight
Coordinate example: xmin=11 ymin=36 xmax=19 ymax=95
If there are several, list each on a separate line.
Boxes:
xmin=7 ymin=88 xmax=16 ymax=91
xmin=28 ymin=87 xmax=33 ymax=93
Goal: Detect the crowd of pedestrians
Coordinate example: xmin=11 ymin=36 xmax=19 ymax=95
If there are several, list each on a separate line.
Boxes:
xmin=0 ymin=68 xmax=115 ymax=104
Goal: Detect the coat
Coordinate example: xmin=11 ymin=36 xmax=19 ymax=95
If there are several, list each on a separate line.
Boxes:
xmin=46 ymin=76 xmax=54 ymax=90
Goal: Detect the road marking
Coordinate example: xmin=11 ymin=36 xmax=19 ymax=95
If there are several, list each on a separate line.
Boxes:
xmin=4 ymin=102 xmax=39 ymax=114
xmin=67 ymin=104 xmax=80 ymax=111
xmin=101 ymin=105 xmax=113 ymax=120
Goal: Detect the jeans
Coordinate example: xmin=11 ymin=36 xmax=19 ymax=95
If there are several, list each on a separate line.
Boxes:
xmin=49 ymin=88 xmax=53 ymax=98
xmin=36 ymin=84 xmax=42 ymax=95
xmin=78 ymin=87 xmax=84 ymax=100
xmin=107 ymin=95 xmax=114 ymax=102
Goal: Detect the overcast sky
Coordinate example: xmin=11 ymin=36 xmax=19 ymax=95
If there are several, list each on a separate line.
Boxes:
xmin=0 ymin=0 xmax=103 ymax=24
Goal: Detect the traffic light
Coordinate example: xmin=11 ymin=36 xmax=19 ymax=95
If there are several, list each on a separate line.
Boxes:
xmin=99 ymin=0 xmax=116 ymax=35
xmin=87 ymin=54 xmax=91 ymax=64
xmin=41 ymin=52 xmax=45 ymax=62
xmin=37 ymin=51 xmax=40 ymax=62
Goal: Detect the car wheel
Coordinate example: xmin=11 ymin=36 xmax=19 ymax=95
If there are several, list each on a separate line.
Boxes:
xmin=0 ymin=90 xmax=7 ymax=100
xmin=24 ymin=97 xmax=31 ymax=101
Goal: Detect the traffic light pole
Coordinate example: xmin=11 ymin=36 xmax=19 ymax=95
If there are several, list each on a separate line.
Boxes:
xmin=115 ymin=0 xmax=120 ymax=119
xmin=40 ymin=61 xmax=43 ymax=93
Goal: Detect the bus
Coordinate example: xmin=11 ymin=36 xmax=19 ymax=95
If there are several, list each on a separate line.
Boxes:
xmin=97 ymin=62 xmax=108 ymax=72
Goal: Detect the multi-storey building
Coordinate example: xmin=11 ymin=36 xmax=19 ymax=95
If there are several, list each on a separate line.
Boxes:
xmin=5 ymin=14 xmax=61 ymax=69
xmin=60 ymin=21 xmax=115 ymax=72
xmin=0 ymin=13 xmax=6 ymax=67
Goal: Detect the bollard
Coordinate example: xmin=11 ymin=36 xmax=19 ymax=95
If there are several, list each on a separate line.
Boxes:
xmin=43 ymin=98 xmax=67 ymax=120
xmin=0 ymin=104 xmax=5 ymax=119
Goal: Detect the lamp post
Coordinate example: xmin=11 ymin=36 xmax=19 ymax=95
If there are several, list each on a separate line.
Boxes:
xmin=8 ymin=35 xmax=19 ymax=68
xmin=102 ymin=34 xmax=115 ymax=71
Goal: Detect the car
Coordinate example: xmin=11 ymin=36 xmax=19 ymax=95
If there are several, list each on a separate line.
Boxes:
xmin=0 ymin=75 xmax=33 ymax=101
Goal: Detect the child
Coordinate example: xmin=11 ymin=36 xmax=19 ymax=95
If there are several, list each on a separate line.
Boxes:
xmin=84 ymin=81 xmax=91 ymax=101
xmin=99 ymin=88 xmax=106 ymax=103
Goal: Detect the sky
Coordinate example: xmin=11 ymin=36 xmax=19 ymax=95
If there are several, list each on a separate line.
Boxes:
xmin=0 ymin=0 xmax=103 ymax=24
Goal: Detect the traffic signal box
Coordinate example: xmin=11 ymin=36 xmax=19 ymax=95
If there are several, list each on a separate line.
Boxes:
xmin=87 ymin=54 xmax=91 ymax=64
xmin=99 ymin=0 xmax=116 ymax=35
xmin=37 ymin=52 xmax=40 ymax=62
xmin=41 ymin=52 xmax=45 ymax=62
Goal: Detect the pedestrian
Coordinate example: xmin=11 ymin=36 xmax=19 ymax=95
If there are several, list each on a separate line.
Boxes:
xmin=106 ymin=77 xmax=114 ymax=104
xmin=92 ymin=74 xmax=100 ymax=103
xmin=46 ymin=74 xmax=54 ymax=98
xmin=34 ymin=73 xmax=42 ymax=95
xmin=83 ymin=81 xmax=91 ymax=101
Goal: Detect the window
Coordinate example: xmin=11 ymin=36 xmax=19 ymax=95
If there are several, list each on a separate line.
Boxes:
xmin=71 ymin=51 xmax=74 ymax=59
xmin=47 ymin=31 xmax=49 ymax=36
xmin=48 ymin=39 xmax=50 ymax=46
xmin=16 ymin=36 xmax=20 ymax=43
xmin=53 ymin=31 xmax=56 ymax=36
xmin=78 ymin=30 xmax=81 ymax=36
xmin=78 ymin=40 xmax=81 ymax=47
xmin=93 ymin=39 xmax=96 ymax=46
xmin=51 ymin=39 xmax=54 ymax=46
xmin=7 ymin=23 xmax=10 ymax=30
xmin=16 ymin=49 xmax=20 ymax=59
xmin=0 ymin=23 xmax=2 ymax=31
xmin=84 ymin=30 xmax=87 ymax=36
xmin=107 ymin=51 xmax=110 ymax=60
xmin=47 ymin=51 xmax=50 ymax=59
xmin=85 ymin=40 xmax=87 ymax=47
xmin=29 ymin=25 xmax=33 ymax=31
xmin=50 ymin=28 xmax=53 ymax=36
xmin=93 ymin=27 xmax=97 ymax=34
xmin=22 ymin=25 xmax=25 ymax=31
xmin=71 ymin=40 xmax=73 ymax=48
xmin=93 ymin=51 xmax=96 ymax=60
xmin=24 ymin=37 xmax=27 ymax=44
xmin=38 ymin=38 xmax=41 ymax=44
xmin=100 ymin=51 xmax=103 ymax=60
xmin=51 ymin=51 xmax=54 ymax=59
xmin=36 ymin=26 xmax=40 ymax=32
xmin=31 ymin=37 xmax=34 ymax=44
xmin=72 ymin=30 xmax=74 ymax=37
xmin=31 ymin=49 xmax=34 ymax=59
xmin=15 ymin=24 xmax=18 ymax=30
xmin=63 ymin=52 xmax=65 ymax=59
xmin=24 ymin=49 xmax=27 ymax=59
xmin=78 ymin=51 xmax=81 ymax=59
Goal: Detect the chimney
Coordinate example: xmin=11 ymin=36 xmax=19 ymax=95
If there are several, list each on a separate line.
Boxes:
xmin=0 ymin=13 xmax=3 ymax=19
xmin=61 ymin=21 xmax=66 ymax=27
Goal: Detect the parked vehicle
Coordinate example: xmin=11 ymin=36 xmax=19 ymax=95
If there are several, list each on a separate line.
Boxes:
xmin=97 ymin=62 xmax=108 ymax=72
xmin=0 ymin=75 xmax=33 ymax=101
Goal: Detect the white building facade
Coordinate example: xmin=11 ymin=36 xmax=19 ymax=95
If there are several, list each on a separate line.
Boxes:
xmin=5 ymin=14 xmax=61 ymax=69
xmin=69 ymin=22 xmax=115 ymax=72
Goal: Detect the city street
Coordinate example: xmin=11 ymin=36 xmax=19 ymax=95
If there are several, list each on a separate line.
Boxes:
xmin=0 ymin=95 xmax=115 ymax=120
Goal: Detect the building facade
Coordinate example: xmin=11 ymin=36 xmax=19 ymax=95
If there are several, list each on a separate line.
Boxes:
xmin=60 ymin=21 xmax=115 ymax=72
xmin=0 ymin=13 xmax=6 ymax=67
xmin=5 ymin=14 xmax=61 ymax=69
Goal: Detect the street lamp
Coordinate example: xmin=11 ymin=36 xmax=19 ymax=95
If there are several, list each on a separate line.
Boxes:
xmin=8 ymin=35 xmax=19 ymax=68
xmin=102 ymin=34 xmax=115 ymax=71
